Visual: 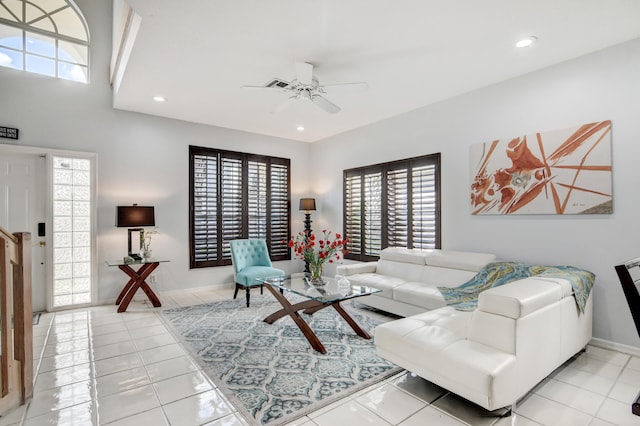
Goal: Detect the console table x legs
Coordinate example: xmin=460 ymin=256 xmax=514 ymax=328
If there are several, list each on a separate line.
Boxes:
xmin=116 ymin=262 xmax=161 ymax=313
xmin=263 ymin=285 xmax=371 ymax=354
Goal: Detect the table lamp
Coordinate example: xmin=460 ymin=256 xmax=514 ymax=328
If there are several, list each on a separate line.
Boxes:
xmin=116 ymin=204 xmax=155 ymax=260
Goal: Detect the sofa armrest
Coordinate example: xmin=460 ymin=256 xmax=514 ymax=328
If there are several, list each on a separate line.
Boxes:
xmin=478 ymin=278 xmax=564 ymax=319
xmin=336 ymin=262 xmax=378 ymax=276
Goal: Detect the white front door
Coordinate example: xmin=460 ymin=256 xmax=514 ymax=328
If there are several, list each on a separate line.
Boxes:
xmin=0 ymin=153 xmax=46 ymax=312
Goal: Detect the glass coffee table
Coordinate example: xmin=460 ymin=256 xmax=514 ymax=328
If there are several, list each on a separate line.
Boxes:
xmin=259 ymin=273 xmax=381 ymax=354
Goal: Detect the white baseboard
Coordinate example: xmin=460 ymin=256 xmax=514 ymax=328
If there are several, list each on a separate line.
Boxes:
xmin=590 ymin=337 xmax=640 ymax=357
xmin=159 ymin=282 xmax=233 ymax=297
xmin=99 ymin=282 xmax=234 ymax=306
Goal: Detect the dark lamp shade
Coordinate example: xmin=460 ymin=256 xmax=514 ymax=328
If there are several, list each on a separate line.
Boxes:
xmin=299 ymin=198 xmax=316 ymax=211
xmin=116 ymin=206 xmax=155 ymax=227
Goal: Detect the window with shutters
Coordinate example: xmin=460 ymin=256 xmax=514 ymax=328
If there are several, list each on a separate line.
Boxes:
xmin=343 ymin=153 xmax=440 ymax=261
xmin=189 ymin=146 xmax=291 ymax=268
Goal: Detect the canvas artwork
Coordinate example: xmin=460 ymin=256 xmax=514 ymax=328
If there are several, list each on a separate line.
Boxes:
xmin=470 ymin=120 xmax=612 ymax=215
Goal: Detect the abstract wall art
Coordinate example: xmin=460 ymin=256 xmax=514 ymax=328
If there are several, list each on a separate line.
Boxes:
xmin=470 ymin=120 xmax=612 ymax=215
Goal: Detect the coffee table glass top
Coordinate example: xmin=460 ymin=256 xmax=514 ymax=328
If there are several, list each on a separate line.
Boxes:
xmin=259 ymin=273 xmax=381 ymax=303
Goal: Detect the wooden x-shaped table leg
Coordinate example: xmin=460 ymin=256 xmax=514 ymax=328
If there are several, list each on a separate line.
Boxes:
xmin=116 ymin=262 xmax=161 ymax=313
xmin=263 ymin=285 xmax=372 ymax=354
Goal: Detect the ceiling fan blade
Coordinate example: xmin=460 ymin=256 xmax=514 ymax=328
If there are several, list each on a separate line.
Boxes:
xmin=320 ymin=82 xmax=368 ymax=92
xmin=271 ymin=96 xmax=298 ymax=114
xmin=311 ymin=94 xmax=341 ymax=114
xmin=295 ymin=62 xmax=314 ymax=85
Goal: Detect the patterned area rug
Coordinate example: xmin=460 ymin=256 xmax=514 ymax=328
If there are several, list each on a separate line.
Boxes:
xmin=160 ymin=294 xmax=400 ymax=425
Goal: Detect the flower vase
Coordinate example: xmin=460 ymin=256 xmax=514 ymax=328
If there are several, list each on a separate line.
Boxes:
xmin=309 ymin=263 xmax=325 ymax=286
xmin=142 ymin=248 xmax=152 ymax=260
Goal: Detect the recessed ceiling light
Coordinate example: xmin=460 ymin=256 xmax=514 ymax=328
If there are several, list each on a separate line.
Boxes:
xmin=153 ymin=96 xmax=166 ymax=102
xmin=516 ymin=36 xmax=537 ymax=48
xmin=296 ymin=125 xmax=305 ymax=132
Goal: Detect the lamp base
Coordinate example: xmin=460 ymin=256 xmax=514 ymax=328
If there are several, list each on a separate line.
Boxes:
xmin=127 ymin=228 xmax=144 ymax=260
xmin=303 ymin=212 xmax=313 ymax=273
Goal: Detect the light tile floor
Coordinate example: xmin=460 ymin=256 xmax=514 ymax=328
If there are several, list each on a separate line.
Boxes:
xmin=1 ymin=287 xmax=639 ymax=426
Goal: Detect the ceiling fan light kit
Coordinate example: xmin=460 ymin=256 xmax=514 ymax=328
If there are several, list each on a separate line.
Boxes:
xmin=242 ymin=62 xmax=367 ymax=114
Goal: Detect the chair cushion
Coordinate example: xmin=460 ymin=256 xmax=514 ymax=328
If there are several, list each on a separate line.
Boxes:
xmin=236 ymin=266 xmax=284 ymax=286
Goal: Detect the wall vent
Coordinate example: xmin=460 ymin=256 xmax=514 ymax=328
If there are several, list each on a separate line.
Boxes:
xmin=265 ymin=79 xmax=290 ymax=89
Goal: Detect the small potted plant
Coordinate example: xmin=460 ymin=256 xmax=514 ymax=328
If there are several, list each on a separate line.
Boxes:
xmin=141 ymin=227 xmax=158 ymax=259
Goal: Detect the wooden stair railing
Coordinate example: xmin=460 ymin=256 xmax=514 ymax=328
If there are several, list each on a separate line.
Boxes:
xmin=0 ymin=227 xmax=32 ymax=415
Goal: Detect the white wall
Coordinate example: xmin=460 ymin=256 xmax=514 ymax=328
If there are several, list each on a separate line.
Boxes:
xmin=310 ymin=38 xmax=640 ymax=349
xmin=0 ymin=0 xmax=311 ymax=305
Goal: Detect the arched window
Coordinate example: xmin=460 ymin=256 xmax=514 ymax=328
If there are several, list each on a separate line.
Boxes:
xmin=0 ymin=0 xmax=89 ymax=83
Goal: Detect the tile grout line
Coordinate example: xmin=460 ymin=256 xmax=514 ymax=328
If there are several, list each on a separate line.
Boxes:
xmin=596 ymin=351 xmax=634 ymax=421
xmin=145 ymin=310 xmax=177 ymax=426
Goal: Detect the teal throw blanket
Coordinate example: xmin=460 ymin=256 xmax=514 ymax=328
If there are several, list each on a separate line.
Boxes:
xmin=438 ymin=262 xmax=595 ymax=313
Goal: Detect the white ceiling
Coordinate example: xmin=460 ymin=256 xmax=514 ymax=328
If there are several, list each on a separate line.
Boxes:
xmin=112 ymin=0 xmax=640 ymax=143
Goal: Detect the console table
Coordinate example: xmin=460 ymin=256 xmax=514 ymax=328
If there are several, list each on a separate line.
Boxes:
xmin=106 ymin=259 xmax=168 ymax=312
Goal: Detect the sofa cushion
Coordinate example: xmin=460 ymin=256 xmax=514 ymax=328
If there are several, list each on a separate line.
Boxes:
xmin=336 ymin=262 xmax=378 ymax=276
xmin=421 ymin=267 xmax=479 ymax=288
xmin=425 ymin=250 xmax=497 ymax=272
xmin=345 ymin=273 xmax=406 ymax=297
xmin=380 ymin=247 xmax=428 ymax=265
xmin=536 ymin=276 xmax=574 ymax=297
xmin=374 ymin=307 xmax=472 ymax=354
xmin=478 ymin=278 xmax=563 ymax=319
xmin=437 ymin=340 xmax=516 ymax=398
xmin=393 ymin=282 xmax=447 ymax=311
xmin=377 ymin=259 xmax=432 ymax=282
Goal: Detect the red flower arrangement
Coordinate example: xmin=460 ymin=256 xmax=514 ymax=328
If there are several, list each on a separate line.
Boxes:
xmin=286 ymin=230 xmax=349 ymax=279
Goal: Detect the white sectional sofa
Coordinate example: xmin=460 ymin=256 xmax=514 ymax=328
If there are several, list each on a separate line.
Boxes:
xmin=337 ymin=247 xmax=594 ymax=411
xmin=336 ymin=247 xmax=498 ymax=316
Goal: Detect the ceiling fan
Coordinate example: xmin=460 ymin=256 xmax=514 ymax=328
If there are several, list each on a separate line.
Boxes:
xmin=241 ymin=62 xmax=367 ymax=114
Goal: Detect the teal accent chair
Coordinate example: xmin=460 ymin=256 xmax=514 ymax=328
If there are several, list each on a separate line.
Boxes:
xmin=230 ymin=239 xmax=285 ymax=307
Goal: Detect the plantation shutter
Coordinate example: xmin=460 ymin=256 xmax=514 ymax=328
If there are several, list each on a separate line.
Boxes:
xmin=189 ymin=146 xmax=290 ymax=268
xmin=411 ymin=161 xmax=438 ymax=248
xmin=247 ymin=159 xmax=267 ymax=239
xmin=344 ymin=172 xmax=363 ymax=258
xmin=343 ymin=153 xmax=440 ymax=261
xmin=192 ymin=153 xmax=218 ymax=264
xmin=269 ymin=161 xmax=290 ymax=259
xmin=221 ymin=155 xmax=243 ymax=261
xmin=386 ymin=167 xmax=408 ymax=247
xmin=364 ymin=171 xmax=382 ymax=257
